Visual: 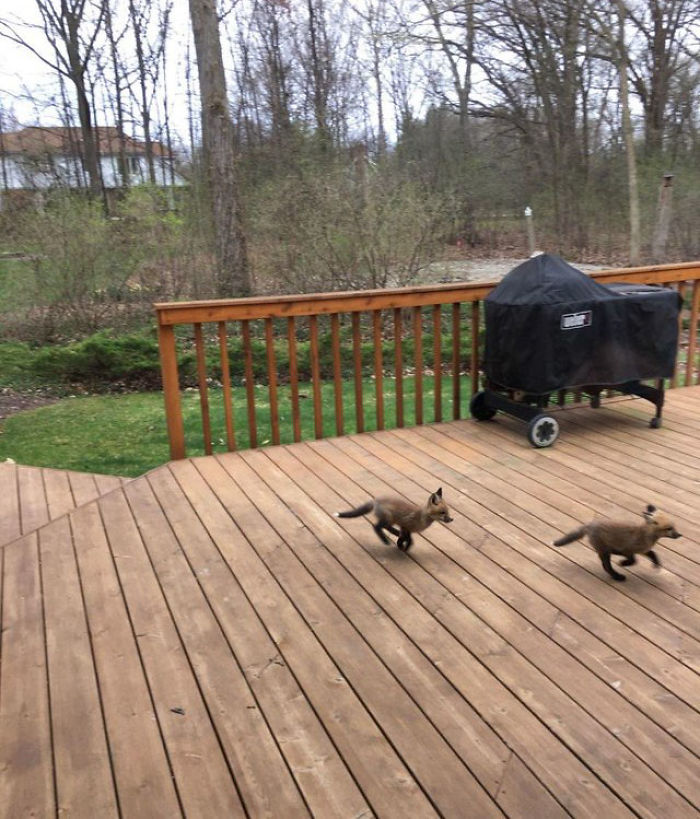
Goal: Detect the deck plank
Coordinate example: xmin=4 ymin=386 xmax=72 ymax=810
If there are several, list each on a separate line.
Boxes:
xmin=0 ymin=463 xmax=20 ymax=546
xmin=0 ymin=534 xmax=55 ymax=818
xmin=16 ymin=466 xmax=49 ymax=537
xmin=100 ymin=485 xmax=247 ymax=818
xmin=42 ymin=467 xmax=76 ymax=521
xmin=39 ymin=516 xmax=118 ymax=817
xmin=69 ymin=502 xmax=182 ymax=816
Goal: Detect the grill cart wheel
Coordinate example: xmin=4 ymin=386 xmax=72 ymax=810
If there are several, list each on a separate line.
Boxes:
xmin=650 ymin=416 xmax=661 ymax=429
xmin=527 ymin=414 xmax=560 ymax=448
xmin=470 ymin=391 xmax=496 ymax=421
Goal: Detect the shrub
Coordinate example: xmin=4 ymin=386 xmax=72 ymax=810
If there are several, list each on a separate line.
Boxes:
xmin=30 ymin=331 xmax=163 ymax=389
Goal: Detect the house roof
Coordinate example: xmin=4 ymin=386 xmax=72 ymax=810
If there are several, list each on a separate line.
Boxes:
xmin=0 ymin=126 xmax=170 ymax=157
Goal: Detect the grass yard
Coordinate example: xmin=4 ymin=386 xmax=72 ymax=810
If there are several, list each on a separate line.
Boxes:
xmin=0 ymin=375 xmax=474 ymax=476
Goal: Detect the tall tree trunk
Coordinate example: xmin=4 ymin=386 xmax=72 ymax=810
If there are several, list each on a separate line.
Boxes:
xmin=0 ymin=106 xmax=9 ymax=192
xmin=307 ymin=0 xmax=331 ymax=151
xmin=189 ymin=0 xmax=251 ymax=297
xmin=129 ymin=0 xmax=156 ymax=185
xmin=104 ymin=2 xmax=128 ymax=188
xmin=616 ymin=0 xmax=641 ymax=265
xmin=64 ymin=9 xmax=102 ymax=199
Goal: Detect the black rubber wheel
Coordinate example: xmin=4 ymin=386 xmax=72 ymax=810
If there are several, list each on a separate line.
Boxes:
xmin=470 ymin=391 xmax=496 ymax=421
xmin=590 ymin=394 xmax=601 ymax=409
xmin=649 ymin=416 xmax=661 ymax=429
xmin=527 ymin=414 xmax=560 ymax=448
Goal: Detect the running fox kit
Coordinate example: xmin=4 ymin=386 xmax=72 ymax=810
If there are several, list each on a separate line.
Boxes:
xmin=335 ymin=488 xmax=453 ymax=551
xmin=553 ymin=504 xmax=681 ymax=581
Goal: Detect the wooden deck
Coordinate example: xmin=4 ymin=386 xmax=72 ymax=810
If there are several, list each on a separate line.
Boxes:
xmin=1 ymin=388 xmax=700 ymax=818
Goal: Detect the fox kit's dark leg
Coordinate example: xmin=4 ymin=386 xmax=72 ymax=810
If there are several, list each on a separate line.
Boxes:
xmin=620 ymin=555 xmax=636 ymax=566
xmin=646 ymin=550 xmax=661 ymax=567
xmin=397 ymin=529 xmax=413 ymax=551
xmin=600 ymin=552 xmax=626 ymax=581
xmin=384 ymin=524 xmax=401 ymax=538
xmin=373 ymin=523 xmax=390 ymax=544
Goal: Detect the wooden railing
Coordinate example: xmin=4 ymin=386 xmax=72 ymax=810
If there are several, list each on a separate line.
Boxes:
xmin=155 ymin=260 xmax=700 ymax=460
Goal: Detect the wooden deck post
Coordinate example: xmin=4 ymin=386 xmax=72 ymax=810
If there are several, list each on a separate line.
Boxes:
xmin=686 ymin=279 xmax=700 ymax=386
xmin=157 ymin=321 xmax=186 ymax=460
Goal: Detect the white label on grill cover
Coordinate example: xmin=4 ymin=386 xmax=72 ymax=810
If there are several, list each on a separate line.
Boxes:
xmin=560 ymin=310 xmax=592 ymax=330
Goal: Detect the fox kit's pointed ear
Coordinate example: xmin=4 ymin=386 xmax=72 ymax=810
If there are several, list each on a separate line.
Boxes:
xmin=436 ymin=487 xmax=443 ymax=498
xmin=644 ymin=504 xmax=657 ymax=522
xmin=646 ymin=504 xmax=656 ymax=513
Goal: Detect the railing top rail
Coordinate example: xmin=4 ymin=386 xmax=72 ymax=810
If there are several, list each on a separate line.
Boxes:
xmin=154 ymin=260 xmax=700 ymax=326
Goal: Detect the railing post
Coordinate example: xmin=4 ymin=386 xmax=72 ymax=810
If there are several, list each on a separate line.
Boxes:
xmin=157 ymin=321 xmax=186 ymax=460
xmin=686 ymin=279 xmax=700 ymax=387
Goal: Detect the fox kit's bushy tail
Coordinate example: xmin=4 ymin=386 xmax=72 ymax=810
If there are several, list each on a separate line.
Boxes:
xmin=554 ymin=526 xmax=587 ymax=547
xmin=334 ymin=501 xmax=374 ymax=519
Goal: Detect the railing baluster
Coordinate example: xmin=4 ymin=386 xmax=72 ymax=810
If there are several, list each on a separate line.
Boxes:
xmin=331 ymin=314 xmax=344 ymax=436
xmin=218 ymin=321 xmax=236 ymax=451
xmin=287 ymin=317 xmax=301 ymax=443
xmin=672 ymin=282 xmax=685 ymax=388
xmin=413 ymin=306 xmax=423 ymax=425
xmin=352 ymin=312 xmax=364 ymax=433
xmin=373 ymin=310 xmax=384 ymax=430
xmin=687 ymin=279 xmax=700 ymax=386
xmin=194 ymin=323 xmax=213 ymax=455
xmin=433 ymin=304 xmax=442 ymax=422
xmin=394 ymin=307 xmax=404 ymax=428
xmin=470 ymin=301 xmax=480 ymax=397
xmin=309 ymin=315 xmax=323 ymax=438
xmin=157 ymin=322 xmax=185 ymax=459
xmin=265 ymin=318 xmax=280 ymax=445
xmin=452 ymin=303 xmax=461 ymax=420
xmin=241 ymin=320 xmax=257 ymax=448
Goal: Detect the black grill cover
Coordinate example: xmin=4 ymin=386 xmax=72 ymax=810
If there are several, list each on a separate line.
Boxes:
xmin=484 ymin=254 xmax=681 ymax=394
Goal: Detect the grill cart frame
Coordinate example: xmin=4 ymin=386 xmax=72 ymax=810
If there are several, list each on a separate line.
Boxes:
xmin=470 ymin=378 xmax=665 ymax=448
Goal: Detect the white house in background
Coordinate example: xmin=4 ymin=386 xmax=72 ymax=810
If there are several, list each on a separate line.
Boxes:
xmin=0 ymin=125 xmax=186 ymax=196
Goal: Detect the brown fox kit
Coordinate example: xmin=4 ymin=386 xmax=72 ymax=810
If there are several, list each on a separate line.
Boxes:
xmin=335 ymin=488 xmax=453 ymax=551
xmin=553 ymin=504 xmax=681 ymax=581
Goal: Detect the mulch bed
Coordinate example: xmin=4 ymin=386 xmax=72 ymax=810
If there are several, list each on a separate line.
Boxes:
xmin=0 ymin=388 xmax=59 ymax=421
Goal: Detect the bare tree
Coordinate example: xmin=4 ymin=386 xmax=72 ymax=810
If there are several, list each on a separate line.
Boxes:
xmin=626 ymin=0 xmax=699 ymax=155
xmin=616 ymin=0 xmax=641 ymax=263
xmin=103 ymin=0 xmax=129 ymax=187
xmin=189 ymin=0 xmax=251 ymax=296
xmin=128 ymin=0 xmax=173 ymax=185
xmin=1 ymin=0 xmax=107 ymax=198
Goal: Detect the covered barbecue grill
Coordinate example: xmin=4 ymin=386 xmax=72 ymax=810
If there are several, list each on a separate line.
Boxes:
xmin=470 ymin=253 xmax=682 ymax=446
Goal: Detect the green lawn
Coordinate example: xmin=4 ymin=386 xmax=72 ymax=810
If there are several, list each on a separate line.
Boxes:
xmin=0 ymin=375 xmax=474 ymax=477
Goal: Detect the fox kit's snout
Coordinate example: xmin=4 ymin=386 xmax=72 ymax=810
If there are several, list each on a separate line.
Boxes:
xmin=554 ymin=504 xmax=681 ymax=581
xmin=335 ymin=488 xmax=452 ymax=551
